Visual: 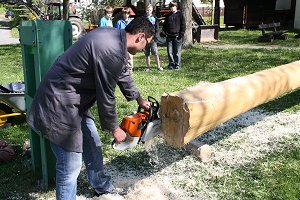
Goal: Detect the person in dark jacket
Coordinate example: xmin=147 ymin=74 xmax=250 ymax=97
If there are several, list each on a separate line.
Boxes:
xmin=27 ymin=16 xmax=155 ymax=199
xmin=162 ymin=0 xmax=186 ymax=70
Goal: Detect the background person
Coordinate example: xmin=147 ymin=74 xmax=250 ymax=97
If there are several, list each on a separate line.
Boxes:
xmin=162 ymin=0 xmax=186 ymax=70
xmin=116 ymin=7 xmax=134 ymax=73
xmin=144 ymin=4 xmax=163 ymax=71
xmin=27 ymin=16 xmax=155 ymax=199
xmin=99 ymin=6 xmax=113 ymax=27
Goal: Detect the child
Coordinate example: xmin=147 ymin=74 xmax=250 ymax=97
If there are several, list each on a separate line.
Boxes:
xmin=116 ymin=7 xmax=134 ymax=73
xmin=115 ymin=7 xmax=133 ymax=29
xmin=144 ymin=4 xmax=163 ymax=71
xmin=99 ymin=6 xmax=113 ymax=27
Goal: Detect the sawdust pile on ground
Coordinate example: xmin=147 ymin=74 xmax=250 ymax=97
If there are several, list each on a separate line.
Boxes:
xmin=78 ymin=109 xmax=300 ymax=200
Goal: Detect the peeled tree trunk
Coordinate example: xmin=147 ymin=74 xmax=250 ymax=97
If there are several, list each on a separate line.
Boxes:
xmin=160 ymin=60 xmax=300 ymax=148
xmin=181 ymin=0 xmax=193 ymax=48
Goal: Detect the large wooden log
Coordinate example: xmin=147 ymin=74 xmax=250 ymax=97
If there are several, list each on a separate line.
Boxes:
xmin=160 ymin=60 xmax=300 ymax=148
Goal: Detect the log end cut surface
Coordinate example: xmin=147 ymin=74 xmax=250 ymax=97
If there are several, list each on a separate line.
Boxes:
xmin=160 ymin=94 xmax=190 ymax=148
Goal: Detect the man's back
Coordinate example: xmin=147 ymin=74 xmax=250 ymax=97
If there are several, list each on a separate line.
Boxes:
xmin=27 ymin=27 xmax=128 ymax=152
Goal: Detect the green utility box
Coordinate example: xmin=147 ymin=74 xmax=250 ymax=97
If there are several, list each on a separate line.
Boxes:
xmin=20 ymin=20 xmax=72 ymax=190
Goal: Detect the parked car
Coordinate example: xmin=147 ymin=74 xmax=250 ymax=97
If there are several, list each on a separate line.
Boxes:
xmin=5 ymin=10 xmax=14 ymax=20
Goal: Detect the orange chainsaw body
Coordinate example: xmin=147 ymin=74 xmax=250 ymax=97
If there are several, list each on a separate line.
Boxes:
xmin=120 ymin=111 xmax=150 ymax=137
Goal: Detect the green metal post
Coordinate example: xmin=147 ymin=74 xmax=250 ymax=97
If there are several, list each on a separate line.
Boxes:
xmin=20 ymin=20 xmax=72 ymax=190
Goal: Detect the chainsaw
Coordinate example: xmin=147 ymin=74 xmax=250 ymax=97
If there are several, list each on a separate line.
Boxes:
xmin=112 ymin=96 xmax=161 ymax=151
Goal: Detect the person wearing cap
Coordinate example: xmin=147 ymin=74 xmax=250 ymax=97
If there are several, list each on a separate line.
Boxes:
xmin=99 ymin=6 xmax=113 ymax=27
xmin=162 ymin=0 xmax=186 ymax=70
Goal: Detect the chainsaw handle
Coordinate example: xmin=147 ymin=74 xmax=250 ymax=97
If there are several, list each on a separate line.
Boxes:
xmin=138 ymin=96 xmax=159 ymax=121
xmin=148 ymin=96 xmax=159 ymax=110
xmin=148 ymin=96 xmax=159 ymax=121
xmin=137 ymin=105 xmax=153 ymax=122
xmin=137 ymin=96 xmax=159 ymax=111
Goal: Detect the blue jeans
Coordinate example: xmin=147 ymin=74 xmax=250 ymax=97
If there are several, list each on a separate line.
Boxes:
xmin=50 ymin=116 xmax=113 ymax=200
xmin=166 ymin=36 xmax=183 ymax=68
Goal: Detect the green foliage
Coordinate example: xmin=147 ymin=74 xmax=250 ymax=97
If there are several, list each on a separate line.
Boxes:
xmin=0 ymin=5 xmax=6 ymax=14
xmin=10 ymin=27 xmax=19 ymax=38
xmin=4 ymin=4 xmax=35 ymax=28
xmin=100 ymin=0 xmax=124 ymax=7
xmin=202 ymin=0 xmax=213 ymax=4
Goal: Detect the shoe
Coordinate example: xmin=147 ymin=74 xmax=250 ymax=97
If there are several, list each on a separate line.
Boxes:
xmin=174 ymin=66 xmax=181 ymax=70
xmin=157 ymin=67 xmax=163 ymax=71
xmin=94 ymin=187 xmax=128 ymax=196
xmin=128 ymin=68 xmax=133 ymax=75
xmin=145 ymin=68 xmax=151 ymax=72
xmin=167 ymin=66 xmax=173 ymax=70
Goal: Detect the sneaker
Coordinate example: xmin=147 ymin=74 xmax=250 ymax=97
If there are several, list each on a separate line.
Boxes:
xmin=128 ymin=68 xmax=133 ymax=75
xmin=145 ymin=68 xmax=151 ymax=72
xmin=157 ymin=67 xmax=164 ymax=71
xmin=174 ymin=66 xmax=181 ymax=70
xmin=95 ymin=187 xmax=128 ymax=196
xmin=167 ymin=66 xmax=173 ymax=70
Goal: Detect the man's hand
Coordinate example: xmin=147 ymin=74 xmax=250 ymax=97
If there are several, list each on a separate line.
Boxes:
xmin=113 ymin=127 xmax=127 ymax=143
xmin=136 ymin=96 xmax=151 ymax=110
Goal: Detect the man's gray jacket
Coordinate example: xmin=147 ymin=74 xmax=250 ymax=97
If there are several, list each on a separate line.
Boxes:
xmin=27 ymin=28 xmax=140 ymax=152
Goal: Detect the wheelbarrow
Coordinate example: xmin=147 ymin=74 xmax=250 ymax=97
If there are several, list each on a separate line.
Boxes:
xmin=0 ymin=82 xmax=26 ymax=128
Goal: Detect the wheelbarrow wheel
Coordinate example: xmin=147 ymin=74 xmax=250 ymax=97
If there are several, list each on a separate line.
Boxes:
xmin=0 ymin=103 xmax=13 ymax=128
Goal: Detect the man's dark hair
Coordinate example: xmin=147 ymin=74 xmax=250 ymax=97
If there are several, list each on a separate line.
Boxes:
xmin=125 ymin=16 xmax=155 ymax=39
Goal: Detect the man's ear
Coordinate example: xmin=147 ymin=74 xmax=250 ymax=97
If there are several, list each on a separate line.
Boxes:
xmin=136 ymin=33 xmax=145 ymax=43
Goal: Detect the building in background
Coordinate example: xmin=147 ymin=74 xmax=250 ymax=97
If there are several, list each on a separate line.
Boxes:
xmin=193 ymin=0 xmax=224 ymax=18
xmin=223 ymin=0 xmax=296 ymax=28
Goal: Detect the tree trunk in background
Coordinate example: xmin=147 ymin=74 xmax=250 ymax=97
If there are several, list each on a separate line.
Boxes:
xmin=63 ymin=0 xmax=69 ymax=20
xmin=181 ymin=0 xmax=193 ymax=48
xmin=213 ymin=0 xmax=220 ymax=26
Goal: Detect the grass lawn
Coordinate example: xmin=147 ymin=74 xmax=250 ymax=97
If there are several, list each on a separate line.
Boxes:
xmin=0 ymin=7 xmax=5 ymax=15
xmin=0 ymin=31 xmax=300 ymax=199
xmin=216 ymin=28 xmax=300 ymax=47
xmin=211 ymin=145 xmax=300 ymax=200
